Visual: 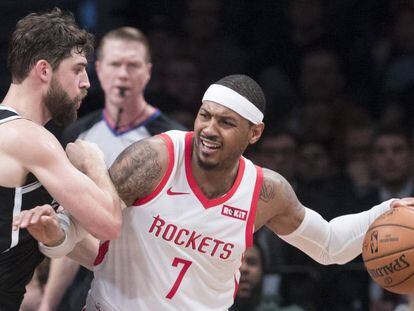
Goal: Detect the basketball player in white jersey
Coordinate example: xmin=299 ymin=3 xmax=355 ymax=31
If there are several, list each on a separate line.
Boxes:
xmin=18 ymin=74 xmax=413 ymax=310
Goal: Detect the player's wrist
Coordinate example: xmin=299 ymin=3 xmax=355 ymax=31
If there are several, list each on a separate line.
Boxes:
xmin=44 ymin=229 xmax=65 ymax=247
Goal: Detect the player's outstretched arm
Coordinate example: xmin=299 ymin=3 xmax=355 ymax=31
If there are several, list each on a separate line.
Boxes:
xmin=109 ymin=135 xmax=170 ymax=206
xmin=8 ymin=120 xmax=122 ymax=240
xmin=259 ymin=168 xmax=397 ymax=265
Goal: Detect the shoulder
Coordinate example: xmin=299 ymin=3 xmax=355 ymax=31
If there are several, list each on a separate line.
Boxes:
xmin=146 ymin=111 xmax=187 ymax=134
xmin=1 ymin=119 xmax=63 ymax=163
xmin=61 ymin=110 xmax=103 ymax=146
xmin=109 ymin=135 xmax=171 ymax=205
xmin=255 ymin=168 xmax=301 ymax=229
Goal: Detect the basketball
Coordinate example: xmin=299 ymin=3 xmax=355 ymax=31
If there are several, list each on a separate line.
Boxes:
xmin=362 ymin=207 xmax=414 ymax=294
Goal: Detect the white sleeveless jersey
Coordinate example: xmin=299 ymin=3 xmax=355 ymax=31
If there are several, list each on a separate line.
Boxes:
xmin=87 ymin=130 xmax=263 ymax=311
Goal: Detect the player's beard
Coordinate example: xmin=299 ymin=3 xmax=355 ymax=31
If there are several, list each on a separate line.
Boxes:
xmin=44 ymin=77 xmax=86 ymax=126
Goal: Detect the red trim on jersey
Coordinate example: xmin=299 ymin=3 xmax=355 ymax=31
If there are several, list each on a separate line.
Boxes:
xmin=94 ymin=240 xmax=110 ymax=266
xmin=245 ymin=166 xmax=263 ymax=248
xmin=184 ymin=132 xmax=246 ymax=209
xmin=133 ymin=133 xmax=175 ymax=206
xmin=233 ymin=275 xmax=239 ymax=300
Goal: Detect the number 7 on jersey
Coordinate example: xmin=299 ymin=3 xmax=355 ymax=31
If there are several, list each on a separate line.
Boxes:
xmin=166 ymin=257 xmax=192 ymax=299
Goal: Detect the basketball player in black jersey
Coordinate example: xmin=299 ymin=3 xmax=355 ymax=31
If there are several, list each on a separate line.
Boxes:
xmin=0 ymin=8 xmax=122 ymax=310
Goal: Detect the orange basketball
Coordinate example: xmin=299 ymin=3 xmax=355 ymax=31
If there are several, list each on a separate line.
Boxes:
xmin=362 ymin=207 xmax=414 ymax=294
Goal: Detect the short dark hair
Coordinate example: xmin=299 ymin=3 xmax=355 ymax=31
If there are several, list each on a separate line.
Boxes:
xmin=215 ymin=74 xmax=266 ymax=115
xmin=372 ymin=126 xmax=413 ymax=150
xmin=96 ymin=27 xmax=151 ymax=63
xmin=7 ymin=7 xmax=94 ymax=83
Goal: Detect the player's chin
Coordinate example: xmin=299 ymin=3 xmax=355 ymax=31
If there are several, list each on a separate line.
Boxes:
xmin=236 ymin=284 xmax=252 ymax=298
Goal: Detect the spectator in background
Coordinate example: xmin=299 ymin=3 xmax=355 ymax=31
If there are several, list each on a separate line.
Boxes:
xmin=373 ymin=4 xmax=414 ymax=99
xmin=252 ymin=130 xmax=299 ymax=273
xmin=290 ymin=48 xmax=372 ymax=166
xmin=343 ymin=124 xmax=376 ymax=200
xmin=162 ymin=54 xmax=204 ymax=129
xmin=368 ymin=126 xmax=413 ymax=310
xmin=182 ymin=0 xmax=248 ymax=84
xmin=20 ymin=260 xmax=49 ymax=311
xmin=37 ymin=26 xmax=185 ymax=311
xmin=231 ymin=241 xmax=304 ymax=311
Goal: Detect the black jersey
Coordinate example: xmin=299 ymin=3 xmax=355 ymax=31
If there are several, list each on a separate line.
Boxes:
xmin=0 ymin=106 xmax=55 ymax=310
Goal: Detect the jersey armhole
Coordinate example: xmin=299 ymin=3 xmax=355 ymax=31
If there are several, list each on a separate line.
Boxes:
xmin=133 ymin=133 xmax=175 ymax=206
xmin=245 ymin=165 xmax=263 ymax=248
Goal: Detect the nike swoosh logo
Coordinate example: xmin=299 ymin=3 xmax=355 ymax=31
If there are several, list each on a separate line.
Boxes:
xmin=167 ymin=187 xmax=190 ymax=196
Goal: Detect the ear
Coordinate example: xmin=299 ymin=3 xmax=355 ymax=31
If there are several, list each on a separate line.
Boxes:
xmin=249 ymin=123 xmax=265 ymax=145
xmin=95 ymin=60 xmax=101 ymax=77
xmin=146 ymin=62 xmax=153 ymax=79
xmin=34 ymin=60 xmax=52 ymax=83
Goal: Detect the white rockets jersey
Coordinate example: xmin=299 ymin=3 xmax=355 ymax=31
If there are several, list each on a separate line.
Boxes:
xmin=87 ymin=130 xmax=263 ymax=311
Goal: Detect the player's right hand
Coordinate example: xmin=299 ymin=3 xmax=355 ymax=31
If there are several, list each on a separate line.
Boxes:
xmin=391 ymin=197 xmax=414 ymax=209
xmin=66 ymin=139 xmax=105 ymax=174
xmin=12 ymin=204 xmax=65 ymax=247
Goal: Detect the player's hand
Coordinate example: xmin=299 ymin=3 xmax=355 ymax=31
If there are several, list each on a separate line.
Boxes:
xmin=66 ymin=139 xmax=105 ymax=174
xmin=391 ymin=197 xmax=414 ymax=209
xmin=12 ymin=205 xmax=65 ymax=247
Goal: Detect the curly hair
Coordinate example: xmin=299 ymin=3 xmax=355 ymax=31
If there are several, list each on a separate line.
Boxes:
xmin=7 ymin=7 xmax=95 ymax=83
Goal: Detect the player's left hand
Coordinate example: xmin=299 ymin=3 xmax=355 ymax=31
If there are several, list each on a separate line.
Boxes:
xmin=12 ymin=204 xmax=65 ymax=246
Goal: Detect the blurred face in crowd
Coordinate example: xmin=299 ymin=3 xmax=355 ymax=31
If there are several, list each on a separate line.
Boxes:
xmin=392 ymin=8 xmax=414 ymax=51
xmin=185 ymin=0 xmax=220 ymax=41
xmin=238 ymin=245 xmax=263 ymax=298
xmin=300 ymin=50 xmax=345 ymax=101
xmin=288 ymin=0 xmax=323 ymax=31
xmin=164 ymin=58 xmax=202 ymax=110
xmin=259 ymin=134 xmax=297 ymax=181
xmin=371 ymin=134 xmax=412 ymax=186
xmin=345 ymin=126 xmax=373 ymax=163
xmin=297 ymin=142 xmax=331 ymax=183
xmin=96 ymin=39 xmax=152 ymax=107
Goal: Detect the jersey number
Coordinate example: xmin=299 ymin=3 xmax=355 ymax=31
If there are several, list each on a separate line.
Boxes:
xmin=166 ymin=257 xmax=192 ymax=299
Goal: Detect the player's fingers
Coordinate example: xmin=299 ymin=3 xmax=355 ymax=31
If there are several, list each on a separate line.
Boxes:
xmin=26 ymin=204 xmax=54 ymax=225
xmin=12 ymin=213 xmax=23 ymax=231
xmin=19 ymin=210 xmax=35 ymax=228
xmin=391 ymin=197 xmax=414 ymax=208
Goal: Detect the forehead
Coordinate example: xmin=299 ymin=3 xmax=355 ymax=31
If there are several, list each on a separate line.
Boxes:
xmin=101 ymin=39 xmax=147 ymax=60
xmin=200 ymin=100 xmax=246 ymax=121
xmin=244 ymin=245 xmax=261 ymax=261
xmin=57 ymin=50 xmax=87 ymax=69
xmin=374 ymin=135 xmax=409 ymax=147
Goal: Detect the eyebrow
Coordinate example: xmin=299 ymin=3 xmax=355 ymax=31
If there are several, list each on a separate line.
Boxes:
xmin=74 ymin=61 xmax=87 ymax=68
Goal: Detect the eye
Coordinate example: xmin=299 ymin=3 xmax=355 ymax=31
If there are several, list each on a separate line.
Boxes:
xmin=222 ymin=119 xmax=236 ymax=127
xmin=110 ymin=62 xmax=121 ymax=67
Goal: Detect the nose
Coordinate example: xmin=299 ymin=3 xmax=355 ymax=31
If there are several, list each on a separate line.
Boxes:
xmin=240 ymin=260 xmax=249 ymax=273
xmin=80 ymin=70 xmax=90 ymax=90
xmin=202 ymin=118 xmax=219 ymax=137
xmin=117 ymin=64 xmax=129 ymax=80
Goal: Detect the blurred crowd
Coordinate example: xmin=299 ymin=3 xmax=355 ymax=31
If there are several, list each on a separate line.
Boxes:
xmin=3 ymin=0 xmax=414 ymax=310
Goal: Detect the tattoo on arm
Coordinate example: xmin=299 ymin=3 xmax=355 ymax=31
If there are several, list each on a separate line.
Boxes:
xmin=109 ymin=141 xmax=162 ymax=205
xmin=259 ymin=177 xmax=275 ymax=203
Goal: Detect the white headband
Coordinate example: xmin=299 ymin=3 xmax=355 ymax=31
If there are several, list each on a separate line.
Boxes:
xmin=202 ymin=84 xmax=264 ymax=124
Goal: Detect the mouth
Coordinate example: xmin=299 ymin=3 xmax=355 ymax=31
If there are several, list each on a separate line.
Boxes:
xmin=199 ymin=136 xmax=221 ymax=154
xmin=116 ymin=87 xmax=129 ymax=97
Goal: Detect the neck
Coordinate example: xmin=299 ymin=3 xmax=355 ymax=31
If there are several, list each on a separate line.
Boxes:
xmin=104 ymin=96 xmax=155 ymax=131
xmin=191 ymin=156 xmax=240 ymax=199
xmin=2 ymin=82 xmax=50 ymax=125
